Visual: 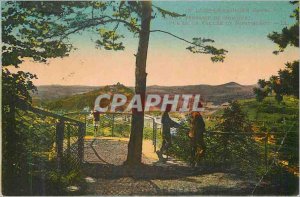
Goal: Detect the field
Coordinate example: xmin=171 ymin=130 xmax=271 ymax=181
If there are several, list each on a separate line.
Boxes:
xmin=205 ymin=96 xmax=299 ymax=133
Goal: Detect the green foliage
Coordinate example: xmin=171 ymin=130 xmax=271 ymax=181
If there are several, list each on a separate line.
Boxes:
xmin=169 ymin=107 xmax=264 ymax=177
xmin=259 ymin=2 xmax=299 ymax=103
xmin=1 ymin=5 xmax=78 ymax=193
xmin=152 ymin=5 xmax=186 ymax=18
xmin=2 ymin=69 xmax=38 ymax=195
xmin=97 ymin=28 xmax=125 ymax=50
xmin=2 ymin=1 xmax=227 ymax=68
xmin=169 ymin=102 xmax=264 ymax=177
xmin=186 ymin=37 xmax=228 ymax=62
xmin=2 ymin=69 xmax=37 ymax=108
xmin=168 ymin=127 xmax=191 ymax=162
xmin=113 ymin=124 xmax=131 ymax=137
xmin=71 ymin=112 xmax=155 ymax=139
xmin=2 ymin=107 xmax=85 ymax=195
xmin=1 ymin=1 xmax=142 ymax=60
xmin=239 ymin=96 xmax=299 ymax=171
xmin=143 ymin=127 xmax=154 ymax=140
xmin=45 ymin=84 xmax=134 ymax=112
xmin=2 ymin=2 xmax=72 ymax=67
xmin=253 ymin=79 xmax=272 ymax=102
xmin=256 ymin=61 xmax=299 ymax=102
xmin=267 ymin=2 xmax=299 ymax=54
xmin=217 ymin=101 xmax=253 ymax=133
xmin=258 ymin=165 xmax=299 ymax=195
xmin=1 ymin=0 xmax=228 ymax=189
xmin=253 ymin=87 xmax=268 ymax=102
xmin=213 ymin=101 xmax=262 ymax=171
xmin=278 ymin=61 xmax=299 ymax=98
xmin=239 ymin=96 xmax=299 ymax=130
xmin=40 ymin=157 xmax=85 ymax=195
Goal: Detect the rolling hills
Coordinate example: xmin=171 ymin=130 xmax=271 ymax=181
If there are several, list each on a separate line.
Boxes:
xmin=146 ymin=82 xmax=256 ymax=104
xmin=34 ymin=82 xmax=256 ymax=111
xmin=40 ymin=84 xmax=134 ymax=111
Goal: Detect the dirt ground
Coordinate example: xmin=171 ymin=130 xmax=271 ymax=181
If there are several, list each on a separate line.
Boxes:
xmin=84 ymin=136 xmax=158 ymax=165
xmin=82 ymin=136 xmax=256 ymax=195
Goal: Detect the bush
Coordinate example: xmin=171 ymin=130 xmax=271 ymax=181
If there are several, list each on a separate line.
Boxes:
xmin=168 ymin=128 xmax=191 ymax=161
xmin=31 ymin=155 xmax=86 ymax=195
xmin=143 ymin=127 xmax=154 ymax=140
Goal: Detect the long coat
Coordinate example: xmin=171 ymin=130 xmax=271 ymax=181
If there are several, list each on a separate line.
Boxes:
xmin=189 ymin=112 xmax=206 ymax=149
xmin=161 ymin=112 xmax=180 ymax=142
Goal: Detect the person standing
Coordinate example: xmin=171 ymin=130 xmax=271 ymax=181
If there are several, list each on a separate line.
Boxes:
xmin=189 ymin=103 xmax=206 ymax=167
xmin=93 ymin=97 xmax=111 ymax=136
xmin=156 ymin=104 xmax=181 ymax=161
xmin=92 ymin=110 xmax=100 ymax=135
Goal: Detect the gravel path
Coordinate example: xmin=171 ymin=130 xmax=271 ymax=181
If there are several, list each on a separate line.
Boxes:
xmin=84 ymin=136 xmax=157 ymax=165
xmin=82 ymin=137 xmax=255 ymax=195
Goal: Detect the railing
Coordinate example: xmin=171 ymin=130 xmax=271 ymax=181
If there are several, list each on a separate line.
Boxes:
xmin=168 ymin=126 xmax=298 ymax=184
xmin=64 ymin=111 xmax=163 ymax=151
xmin=17 ymin=105 xmax=85 ymax=170
xmin=145 ymin=114 xmax=162 ymax=152
xmin=63 ymin=110 xmax=298 ymax=180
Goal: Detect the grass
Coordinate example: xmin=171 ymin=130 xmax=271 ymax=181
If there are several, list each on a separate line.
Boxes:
xmin=206 ymin=96 xmax=299 ymax=133
xmin=238 ymin=96 xmax=299 ymax=132
xmin=205 ymin=96 xmax=299 ymax=177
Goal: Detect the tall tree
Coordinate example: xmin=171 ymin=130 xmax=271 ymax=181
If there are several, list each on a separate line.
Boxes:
xmin=255 ymin=1 xmax=299 ymax=102
xmin=215 ymin=101 xmax=255 ymax=164
xmin=278 ymin=61 xmax=299 ymax=98
xmin=126 ymin=1 xmax=152 ymax=164
xmin=2 ymin=2 xmax=71 ymax=193
xmin=2 ymin=1 xmax=228 ymax=165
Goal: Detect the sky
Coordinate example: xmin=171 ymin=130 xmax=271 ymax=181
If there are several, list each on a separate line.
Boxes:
xmin=14 ymin=1 xmax=299 ymax=86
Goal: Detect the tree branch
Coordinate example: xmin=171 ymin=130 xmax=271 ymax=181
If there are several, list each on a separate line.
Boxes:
xmin=150 ymin=29 xmax=228 ymax=62
xmin=150 ymin=29 xmax=196 ymax=46
xmin=47 ymin=16 xmax=141 ymax=41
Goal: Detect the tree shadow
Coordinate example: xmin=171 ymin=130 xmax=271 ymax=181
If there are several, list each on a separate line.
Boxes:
xmin=156 ymin=184 xmax=252 ymax=195
xmin=82 ymin=162 xmax=257 ymax=195
xmin=83 ymin=162 xmax=233 ymax=180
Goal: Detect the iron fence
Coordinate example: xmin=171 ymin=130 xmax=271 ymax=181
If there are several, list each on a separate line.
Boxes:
xmin=16 ymin=105 xmax=85 ymax=189
xmin=169 ymin=127 xmax=298 ymax=181
xmin=65 ymin=111 xmax=162 ymax=150
xmin=14 ymin=107 xmax=298 ymax=194
xmin=64 ymin=111 xmax=298 ymax=180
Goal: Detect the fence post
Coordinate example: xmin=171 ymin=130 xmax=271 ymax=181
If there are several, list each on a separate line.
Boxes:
xmin=67 ymin=124 xmax=71 ymax=157
xmin=78 ymin=123 xmax=85 ymax=165
xmin=152 ymin=118 xmax=155 ymax=145
xmin=152 ymin=118 xmax=156 ymax=152
xmin=112 ymin=113 xmax=115 ymax=137
xmin=264 ymin=132 xmax=269 ymax=172
xmin=56 ymin=119 xmax=64 ymax=171
xmin=154 ymin=120 xmax=157 ymax=152
xmin=222 ymin=133 xmax=228 ymax=164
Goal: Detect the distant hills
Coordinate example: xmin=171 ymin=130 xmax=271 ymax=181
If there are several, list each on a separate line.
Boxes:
xmin=146 ymin=82 xmax=256 ymax=104
xmin=41 ymin=84 xmax=133 ymax=111
xmin=32 ymin=85 xmax=101 ymax=100
xmin=33 ymin=82 xmax=256 ymax=110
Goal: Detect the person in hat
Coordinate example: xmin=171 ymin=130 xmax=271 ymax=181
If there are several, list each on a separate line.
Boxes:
xmin=93 ymin=97 xmax=111 ymax=136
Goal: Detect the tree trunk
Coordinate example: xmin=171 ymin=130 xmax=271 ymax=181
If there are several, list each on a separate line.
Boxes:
xmin=125 ymin=1 xmax=152 ymax=166
xmin=3 ymin=89 xmax=17 ymax=195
